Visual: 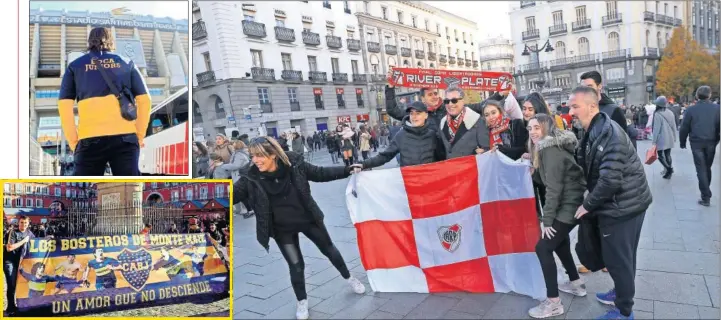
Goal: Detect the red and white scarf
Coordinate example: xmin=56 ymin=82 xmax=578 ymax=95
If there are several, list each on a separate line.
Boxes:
xmin=489 ymin=114 xmax=511 ymax=148
xmin=446 ymin=108 xmax=466 ymax=142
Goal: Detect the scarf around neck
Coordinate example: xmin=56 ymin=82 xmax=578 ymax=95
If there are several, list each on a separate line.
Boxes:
xmin=446 ymin=108 xmax=466 ymax=142
xmin=427 ymin=99 xmax=443 ymax=112
xmin=489 ymin=114 xmax=511 ymax=148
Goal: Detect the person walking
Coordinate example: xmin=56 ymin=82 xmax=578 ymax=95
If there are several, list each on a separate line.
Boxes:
xmin=526 ymin=114 xmax=587 ymax=319
xmin=326 ymin=132 xmax=340 ymax=164
xmin=569 ymin=86 xmax=652 ymax=320
xmin=680 ymin=86 xmax=720 ymax=207
xmin=291 ymin=132 xmax=305 ymax=156
xmin=359 ymin=127 xmax=372 ymax=160
xmin=650 ymin=96 xmax=677 ymax=179
xmin=58 ymin=27 xmax=151 ymax=176
xmin=233 ymin=137 xmax=365 ymax=320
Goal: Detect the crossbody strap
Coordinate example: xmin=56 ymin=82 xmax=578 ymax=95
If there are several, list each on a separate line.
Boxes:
xmin=92 ymin=53 xmax=123 ymax=99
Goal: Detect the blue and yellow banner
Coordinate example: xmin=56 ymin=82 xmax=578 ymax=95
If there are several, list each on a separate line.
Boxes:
xmin=15 ymin=233 xmax=229 ymax=316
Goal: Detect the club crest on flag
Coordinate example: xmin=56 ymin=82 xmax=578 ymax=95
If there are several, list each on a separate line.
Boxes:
xmin=437 ymin=224 xmax=462 ymax=252
xmin=117 ymin=248 xmax=152 ymax=291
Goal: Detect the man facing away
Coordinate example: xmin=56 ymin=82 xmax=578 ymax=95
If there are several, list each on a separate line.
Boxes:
xmin=680 ymin=85 xmax=720 ymax=207
xmin=569 ymin=86 xmax=652 ymax=320
xmin=58 ymin=27 xmax=151 ymax=176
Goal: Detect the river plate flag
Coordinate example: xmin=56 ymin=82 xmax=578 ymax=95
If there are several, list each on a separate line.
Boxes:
xmin=387 ymin=67 xmax=514 ymax=92
xmin=346 ymin=152 xmax=546 ymax=300
xmin=15 ymin=233 xmax=229 ymax=316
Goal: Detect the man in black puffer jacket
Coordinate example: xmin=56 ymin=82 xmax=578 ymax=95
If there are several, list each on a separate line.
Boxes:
xmin=352 ymin=101 xmax=445 ymax=169
xmin=569 ymin=86 xmax=652 ymax=320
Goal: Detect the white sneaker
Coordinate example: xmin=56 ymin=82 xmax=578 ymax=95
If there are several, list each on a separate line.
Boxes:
xmin=296 ymin=299 xmax=309 ymax=320
xmin=558 ymin=279 xmax=587 ymax=297
xmin=347 ymin=276 xmax=366 ymax=294
xmin=528 ymin=298 xmax=564 ymax=318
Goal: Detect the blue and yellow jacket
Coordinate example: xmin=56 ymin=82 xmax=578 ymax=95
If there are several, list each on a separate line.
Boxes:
xmin=58 ymin=49 xmax=151 ymax=151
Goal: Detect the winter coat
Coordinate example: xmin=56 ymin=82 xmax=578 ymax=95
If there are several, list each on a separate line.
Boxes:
xmin=233 ymin=152 xmax=350 ymax=251
xmin=438 ymin=107 xmax=491 ymax=159
xmin=359 ymin=132 xmax=371 ymax=151
xmin=533 ymin=130 xmax=586 ymax=227
xmin=491 ymin=119 xmax=528 ymax=161
xmin=362 ymin=116 xmax=445 ymax=168
xmin=195 ymin=154 xmax=210 ymax=178
xmin=213 ymin=143 xmax=234 ymax=164
xmin=291 ymin=137 xmax=304 ymax=154
xmin=652 ymin=108 xmax=677 ymax=151
xmin=389 ymin=125 xmax=401 ymax=139
xmin=326 ymin=135 xmax=339 ymax=152
xmin=218 ymin=149 xmax=251 ymax=183
xmin=680 ymin=100 xmax=721 ymax=147
xmin=576 ymin=112 xmax=652 ymax=224
xmin=599 ymin=94 xmax=628 ymax=134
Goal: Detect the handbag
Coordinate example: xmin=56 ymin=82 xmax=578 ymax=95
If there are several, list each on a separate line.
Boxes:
xmin=645 ymin=144 xmax=658 ymax=164
xmin=93 ymin=54 xmax=138 ymax=121
xmin=575 ymin=216 xmax=605 ymax=272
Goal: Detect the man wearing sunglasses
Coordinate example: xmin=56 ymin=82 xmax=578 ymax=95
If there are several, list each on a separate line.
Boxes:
xmin=384 ymin=71 xmax=522 ymax=135
xmin=438 ymin=87 xmax=500 ymax=159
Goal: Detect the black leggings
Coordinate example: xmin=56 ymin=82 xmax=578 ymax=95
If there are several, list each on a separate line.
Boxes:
xmin=535 ymin=219 xmax=580 ymax=298
xmin=657 ymin=149 xmax=673 ymax=172
xmin=274 ymin=224 xmax=351 ymax=301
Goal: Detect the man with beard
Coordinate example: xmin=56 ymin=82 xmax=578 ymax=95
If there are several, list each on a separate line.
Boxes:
xmin=384 ymin=71 xmax=522 ymax=132
xmin=54 ymin=254 xmax=84 ymax=294
xmin=82 ymin=248 xmax=123 ymax=291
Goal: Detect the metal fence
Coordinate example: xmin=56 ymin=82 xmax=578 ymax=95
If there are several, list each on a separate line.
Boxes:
xmin=29 ymin=138 xmax=57 ymax=176
xmin=61 ymin=202 xmax=185 ymax=236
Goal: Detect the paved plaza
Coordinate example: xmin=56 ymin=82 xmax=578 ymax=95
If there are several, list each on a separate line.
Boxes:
xmin=234 ymin=141 xmax=720 ymax=319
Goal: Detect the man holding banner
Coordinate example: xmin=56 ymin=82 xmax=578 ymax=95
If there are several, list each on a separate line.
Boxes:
xmin=4 ymin=215 xmax=35 ymax=316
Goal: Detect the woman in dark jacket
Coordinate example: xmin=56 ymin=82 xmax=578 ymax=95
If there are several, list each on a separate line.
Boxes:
xmin=233 ymin=136 xmax=365 ymax=320
xmin=482 ymin=100 xmax=528 ymax=160
xmin=526 ymin=114 xmax=587 ymax=319
xmin=352 ymin=102 xmax=445 ymax=170
xmin=521 ymin=93 xmax=551 ymax=220
xmin=325 ymin=132 xmax=340 ymax=164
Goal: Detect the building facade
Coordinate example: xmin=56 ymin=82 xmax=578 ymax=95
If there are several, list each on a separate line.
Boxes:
xmin=143 ymin=182 xmax=229 ymax=203
xmin=3 ymin=182 xmax=97 ymax=211
xmin=510 ymin=0 xmax=685 ymax=107
xmin=684 ymin=0 xmax=720 ymax=53
xmin=478 ymin=35 xmax=515 ymax=73
xmin=29 ymin=7 xmax=190 ymax=152
xmin=353 ymin=1 xmax=480 ymax=122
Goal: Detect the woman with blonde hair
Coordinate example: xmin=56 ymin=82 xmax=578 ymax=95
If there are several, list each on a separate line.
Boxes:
xmin=359 ymin=126 xmax=372 ymax=160
xmin=233 ymin=136 xmax=364 ymax=320
xmin=526 ymin=114 xmax=588 ymax=319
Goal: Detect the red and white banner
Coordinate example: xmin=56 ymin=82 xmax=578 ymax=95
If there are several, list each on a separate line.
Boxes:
xmin=388 ymin=67 xmax=514 ymax=92
xmin=346 ymin=153 xmax=545 ymax=299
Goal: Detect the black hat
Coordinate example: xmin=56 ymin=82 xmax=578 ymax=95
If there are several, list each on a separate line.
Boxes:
xmin=654 ymin=96 xmax=668 ymax=108
xmin=405 ymin=101 xmax=428 ymax=113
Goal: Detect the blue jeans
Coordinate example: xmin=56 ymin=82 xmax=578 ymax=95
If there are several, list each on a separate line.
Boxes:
xmin=73 ymin=133 xmax=140 ymax=176
xmin=4 ymin=261 xmax=18 ymax=311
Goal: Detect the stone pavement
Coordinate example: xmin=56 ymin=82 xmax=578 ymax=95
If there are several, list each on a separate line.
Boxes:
xmin=234 ymin=141 xmax=720 ymax=319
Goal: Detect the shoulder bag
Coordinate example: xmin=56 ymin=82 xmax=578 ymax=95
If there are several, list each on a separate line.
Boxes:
xmin=93 ymin=54 xmax=138 ymax=121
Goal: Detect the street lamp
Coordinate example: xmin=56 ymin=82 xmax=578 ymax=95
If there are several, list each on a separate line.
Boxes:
xmin=521 ymin=39 xmax=555 ymax=56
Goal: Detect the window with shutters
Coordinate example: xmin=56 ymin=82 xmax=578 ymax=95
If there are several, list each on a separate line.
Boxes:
xmin=314 ymin=90 xmax=324 ymax=109
xmin=337 ymin=92 xmax=346 ymax=108
xmin=257 ymin=88 xmax=270 ymax=104
xmin=607 ymin=32 xmax=620 ymax=51
xmin=525 ymin=16 xmax=536 ymax=31
xmin=331 ymin=58 xmax=340 ymax=73
xmin=281 ymin=53 xmax=293 ymax=70
xmin=552 ymin=11 xmax=563 ymax=25
xmin=575 ymin=6 xmax=586 ymax=21
xmin=555 ymin=41 xmax=566 ymax=59
xmin=308 ymin=56 xmax=318 ymax=71
xmin=351 ymin=60 xmax=359 ymax=74
xmin=578 ymin=37 xmax=590 ymax=55
xmin=250 ymin=50 xmax=263 ymax=68
xmin=606 ymin=1 xmax=618 ymax=16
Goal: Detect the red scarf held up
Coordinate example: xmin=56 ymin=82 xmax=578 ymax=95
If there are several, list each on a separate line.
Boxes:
xmin=446 ymin=108 xmax=466 ymax=142
xmin=489 ymin=114 xmax=510 ymax=148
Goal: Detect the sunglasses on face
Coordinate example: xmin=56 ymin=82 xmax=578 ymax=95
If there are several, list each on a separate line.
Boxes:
xmin=444 ymin=98 xmax=462 ymax=104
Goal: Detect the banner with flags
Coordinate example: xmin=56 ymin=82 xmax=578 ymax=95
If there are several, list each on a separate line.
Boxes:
xmin=346 ymin=152 xmax=546 ymax=300
xmin=15 ymin=233 xmax=229 ymax=315
xmin=388 ymin=67 xmax=514 ymax=92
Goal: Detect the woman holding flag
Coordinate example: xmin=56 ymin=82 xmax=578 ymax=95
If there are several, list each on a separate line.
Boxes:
xmin=482 ymin=100 xmax=528 ymax=160
xmin=232 ymin=137 xmax=365 ymax=320
xmin=526 ymin=114 xmax=588 ymax=318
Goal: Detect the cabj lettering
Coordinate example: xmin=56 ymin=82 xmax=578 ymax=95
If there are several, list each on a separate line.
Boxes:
xmin=121 ymin=261 xmax=150 ymax=272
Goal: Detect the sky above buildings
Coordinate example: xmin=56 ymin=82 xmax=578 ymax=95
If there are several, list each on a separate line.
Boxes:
xmin=30 ymin=1 xmax=188 ymax=20
xmin=423 ymin=1 xmax=512 ymax=40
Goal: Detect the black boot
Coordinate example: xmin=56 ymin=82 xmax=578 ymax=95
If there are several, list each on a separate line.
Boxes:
xmin=698 ymin=199 xmax=711 ymax=207
xmin=663 ymin=168 xmax=673 ymax=179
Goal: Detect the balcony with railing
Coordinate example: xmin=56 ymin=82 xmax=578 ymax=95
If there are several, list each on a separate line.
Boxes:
xmin=572 ymin=19 xmax=591 ymax=31
xmin=602 ymin=13 xmax=623 ymax=26
xmin=428 ymin=52 xmax=436 ymax=61
xmin=548 ymin=54 xmax=596 ymax=69
xmin=326 ymin=35 xmax=342 ymax=49
xmin=196 ymin=71 xmax=215 ymax=87
xmin=309 ymin=71 xmax=327 ymax=83
xmin=192 ymin=21 xmax=207 ymax=40
xmin=367 ymin=42 xmax=380 ymax=53
xmin=439 ymin=54 xmax=448 ymax=64
xmin=549 ymin=23 xmax=567 ymax=36
xmin=281 ymin=70 xmax=303 ymax=83
xmin=370 ymin=74 xmax=385 ymax=82
xmin=353 ymin=74 xmax=367 ymax=83
xmin=332 ymin=72 xmax=348 ymax=84
xmin=457 ymin=59 xmax=465 ymax=66
xmin=655 ymin=14 xmax=674 ymax=26
xmin=644 ymin=47 xmax=659 ymax=57
xmin=479 ymin=53 xmax=514 ymax=61
xmin=522 ymin=29 xmax=540 ymax=40
xmin=520 ymin=1 xmax=536 ymax=9
xmin=347 ymin=39 xmax=361 ymax=51
xmin=472 ymin=60 xmax=479 ymax=68
xmin=275 ymin=27 xmax=295 ymax=42
xmin=449 ymin=56 xmax=456 ymax=64
xmin=415 ymin=50 xmax=425 ymax=59
xmin=260 ymin=103 xmax=273 ymax=113
xmin=385 ymin=44 xmax=397 ymax=55
xmin=674 ymin=18 xmax=682 ymax=26
xmin=251 ymin=67 xmax=275 ymax=82
xmin=302 ymin=30 xmax=321 ymax=45
xmin=602 ymin=49 xmax=626 ymax=62
xmin=242 ymin=20 xmax=267 ymax=38
xmin=401 ymin=47 xmax=411 ymax=57
xmin=644 ymin=11 xmax=655 ymax=22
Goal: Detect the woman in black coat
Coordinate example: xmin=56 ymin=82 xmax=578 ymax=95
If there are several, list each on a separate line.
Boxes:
xmin=233 ymin=136 xmax=365 ymax=320
xmin=482 ymin=100 xmax=528 ymax=160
